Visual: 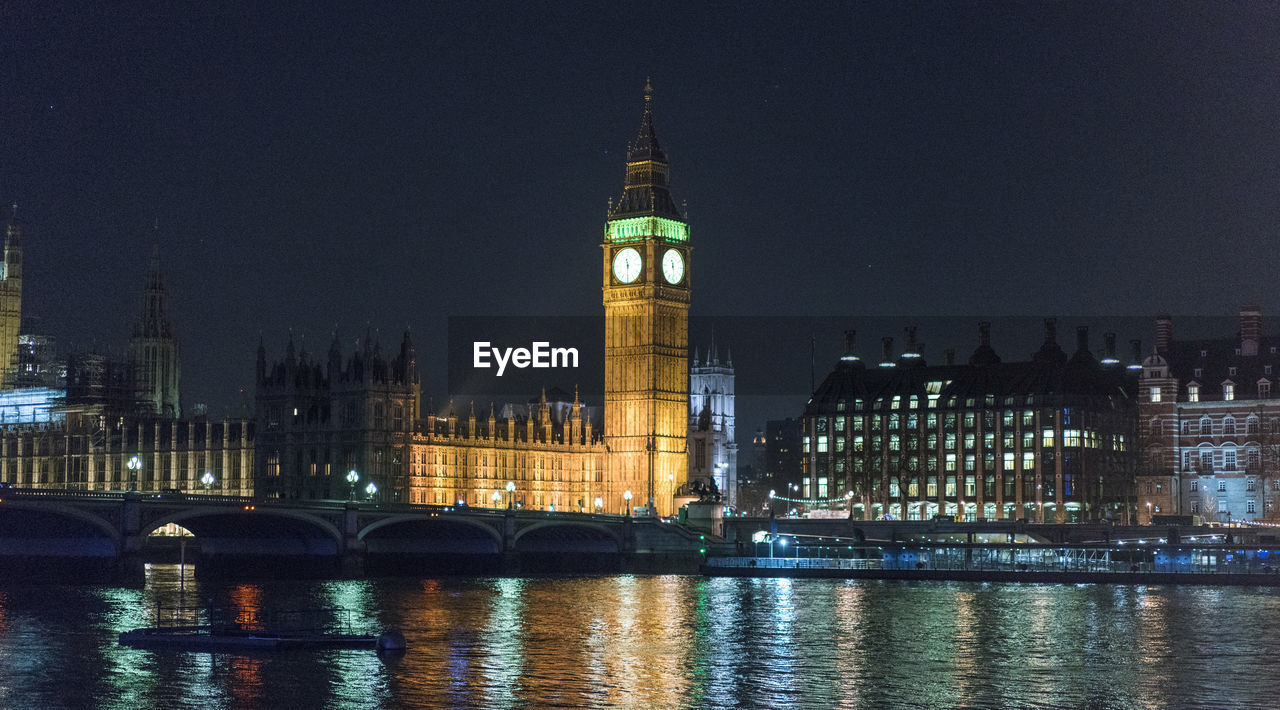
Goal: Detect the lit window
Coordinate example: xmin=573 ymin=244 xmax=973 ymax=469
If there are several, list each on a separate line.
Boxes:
xmin=1022 ymin=452 xmax=1035 ymax=470
xmin=1150 ymin=387 xmax=1162 ymax=403
xmin=1223 ymin=383 xmax=1235 ymax=401
xmin=1187 ymin=384 xmax=1199 ymax=402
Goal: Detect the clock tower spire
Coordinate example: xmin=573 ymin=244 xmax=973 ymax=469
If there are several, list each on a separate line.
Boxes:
xmin=602 ymin=81 xmax=690 ymax=516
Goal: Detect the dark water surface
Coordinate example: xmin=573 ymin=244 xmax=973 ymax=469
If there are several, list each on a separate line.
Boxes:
xmin=0 ymin=566 xmax=1276 ymax=709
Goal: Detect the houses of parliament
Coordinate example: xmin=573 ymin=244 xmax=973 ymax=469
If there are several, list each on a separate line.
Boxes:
xmin=0 ymin=86 xmax=738 ymax=516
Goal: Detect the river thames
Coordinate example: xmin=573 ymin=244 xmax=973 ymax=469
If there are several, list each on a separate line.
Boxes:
xmin=1 ymin=567 xmax=1277 ymax=709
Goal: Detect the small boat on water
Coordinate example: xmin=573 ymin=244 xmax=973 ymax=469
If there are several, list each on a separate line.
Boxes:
xmin=118 ymin=603 xmax=406 ymax=653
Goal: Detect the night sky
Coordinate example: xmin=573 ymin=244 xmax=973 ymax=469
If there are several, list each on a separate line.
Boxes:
xmin=2 ymin=2 xmax=1278 ymax=425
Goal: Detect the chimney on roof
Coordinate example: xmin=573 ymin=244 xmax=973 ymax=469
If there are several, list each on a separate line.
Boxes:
xmin=1102 ymin=332 xmax=1118 ymax=365
xmin=1075 ymin=326 xmax=1089 ymax=355
xmin=842 ymin=330 xmax=859 ymax=361
xmin=944 ymin=348 xmax=956 ymax=366
xmin=1129 ymin=339 xmax=1143 ymax=370
xmin=1241 ymin=305 xmax=1261 ymax=357
xmin=1044 ymin=318 xmax=1058 ymax=346
xmin=1155 ymin=314 xmax=1173 ymax=352
xmin=880 ymin=337 xmax=895 ymax=367
xmin=979 ymin=321 xmax=992 ymax=348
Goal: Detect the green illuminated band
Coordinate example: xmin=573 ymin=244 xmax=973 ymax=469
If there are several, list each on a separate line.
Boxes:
xmin=605 ymin=216 xmax=689 ymax=243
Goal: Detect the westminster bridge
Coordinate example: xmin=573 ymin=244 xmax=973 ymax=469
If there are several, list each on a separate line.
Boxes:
xmin=0 ymin=488 xmax=710 ymax=580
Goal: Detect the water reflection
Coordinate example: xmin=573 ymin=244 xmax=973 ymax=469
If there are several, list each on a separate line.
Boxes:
xmin=0 ymin=574 xmax=1278 ymax=708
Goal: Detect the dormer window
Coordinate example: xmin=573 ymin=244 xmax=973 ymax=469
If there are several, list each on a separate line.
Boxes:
xmin=1223 ymin=382 xmax=1236 ymax=401
xmin=1194 ymin=368 xmax=1203 ymax=378
xmin=1187 ymin=383 xmax=1200 ymax=402
xmin=1200 ymin=350 xmax=1208 ymax=357
xmin=1229 ymin=367 xmax=1238 ymax=376
xmin=1260 ymin=381 xmax=1272 ymax=399
xmin=1267 ymin=366 xmax=1274 ymax=375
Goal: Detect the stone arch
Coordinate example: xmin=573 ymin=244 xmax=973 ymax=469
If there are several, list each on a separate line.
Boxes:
xmin=139 ymin=506 xmax=344 ymax=549
xmin=512 ymin=521 xmax=622 ymax=550
xmin=0 ymin=501 xmax=121 ymax=551
xmin=357 ymin=514 xmax=503 ymax=547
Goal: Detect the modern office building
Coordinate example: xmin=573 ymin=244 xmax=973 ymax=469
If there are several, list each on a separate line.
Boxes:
xmin=801 ymin=322 xmax=1140 ymax=522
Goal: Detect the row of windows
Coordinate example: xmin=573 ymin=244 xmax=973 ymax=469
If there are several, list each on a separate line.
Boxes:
xmin=1149 ymin=415 xmax=1276 ymax=436
xmin=1150 ymin=380 xmax=1274 ymax=402
xmin=831 ymin=392 xmax=1045 ymax=412
xmin=1189 ymin=499 xmax=1259 ymax=514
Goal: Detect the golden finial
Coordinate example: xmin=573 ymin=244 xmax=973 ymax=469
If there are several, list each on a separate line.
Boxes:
xmin=644 ymin=77 xmax=653 ymax=98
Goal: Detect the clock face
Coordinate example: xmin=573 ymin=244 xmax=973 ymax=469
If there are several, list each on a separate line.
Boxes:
xmin=662 ymin=248 xmax=684 ymax=284
xmin=612 ymin=247 xmax=642 ymax=283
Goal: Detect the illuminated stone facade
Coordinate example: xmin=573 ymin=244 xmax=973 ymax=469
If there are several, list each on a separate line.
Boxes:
xmin=0 ymin=207 xmax=23 ymax=387
xmin=0 ymin=406 xmax=253 ymax=496
xmin=689 ymin=345 xmax=736 ymax=504
xmin=802 ymin=323 xmax=1139 ymax=522
xmin=408 ymin=391 xmax=610 ymax=512
xmin=1138 ymin=308 xmax=1280 ymax=524
xmin=601 ymin=82 xmax=690 ymax=516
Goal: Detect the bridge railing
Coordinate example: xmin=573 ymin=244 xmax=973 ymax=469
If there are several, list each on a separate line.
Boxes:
xmin=705 ymin=557 xmax=882 ymax=570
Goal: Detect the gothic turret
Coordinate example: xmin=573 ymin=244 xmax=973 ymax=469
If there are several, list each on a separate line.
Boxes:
xmin=0 ymin=204 xmax=23 ymax=386
xmin=128 ymin=247 xmax=181 ymax=418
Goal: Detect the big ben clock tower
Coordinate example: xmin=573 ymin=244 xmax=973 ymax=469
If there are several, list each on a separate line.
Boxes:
xmin=603 ymin=81 xmax=690 ymax=517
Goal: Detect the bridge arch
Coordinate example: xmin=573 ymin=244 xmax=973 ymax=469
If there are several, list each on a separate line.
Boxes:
xmin=513 ymin=521 xmax=622 ymax=552
xmin=139 ymin=506 xmax=345 ymax=551
xmin=0 ymin=500 xmax=122 ymax=551
xmin=357 ymin=514 xmax=503 ymax=546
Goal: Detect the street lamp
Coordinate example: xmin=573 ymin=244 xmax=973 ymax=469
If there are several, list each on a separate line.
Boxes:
xmin=593 ymin=496 xmax=603 ymax=512
xmin=623 ymin=489 xmax=633 ymax=516
xmin=506 ymin=480 xmax=516 ymax=510
xmin=127 ymin=455 xmax=141 ymax=491
xmin=346 ymin=469 xmax=359 ymax=500
xmin=365 ymin=481 xmax=377 ymax=500
xmin=201 ymin=471 xmax=215 ymax=493
xmin=492 ymin=491 xmax=502 ymax=508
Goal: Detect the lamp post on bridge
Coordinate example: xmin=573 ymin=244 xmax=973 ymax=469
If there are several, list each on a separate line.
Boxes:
xmin=126 ymin=455 xmax=141 ymax=492
xmin=201 ymin=471 xmax=215 ymax=494
xmin=365 ymin=481 xmax=377 ymax=502
xmin=506 ymin=480 xmax=516 ymax=510
xmin=346 ymin=469 xmax=359 ymax=501
xmin=492 ymin=491 xmax=502 ymax=509
xmin=623 ymin=489 xmax=632 ymax=517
